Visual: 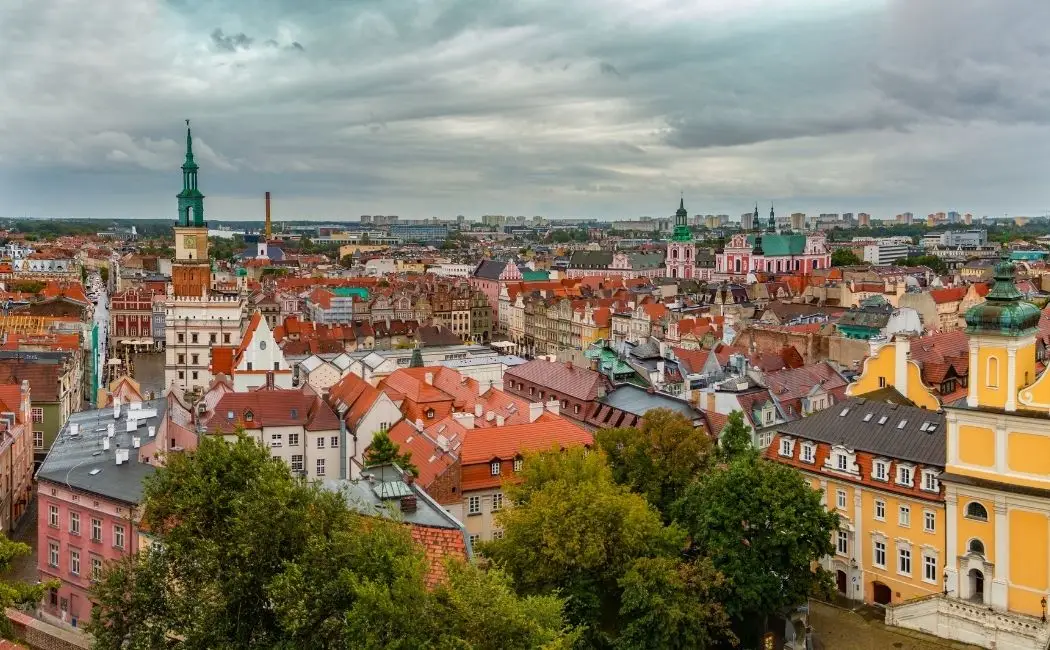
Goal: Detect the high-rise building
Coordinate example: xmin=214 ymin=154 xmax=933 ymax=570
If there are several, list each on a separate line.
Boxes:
xmin=790 ymin=212 xmax=806 ymax=231
xmin=858 ymin=213 xmax=871 ymax=228
xmin=741 ymin=211 xmax=755 ymax=231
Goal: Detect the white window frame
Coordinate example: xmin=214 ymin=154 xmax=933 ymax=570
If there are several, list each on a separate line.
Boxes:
xmin=800 ymin=442 xmax=815 ymax=463
xmin=330 ymin=436 xmax=339 ymax=448
xmin=898 ymin=545 xmax=912 ymax=576
xmin=69 ymin=512 xmax=80 ymax=535
xmin=468 ymin=495 xmax=481 ymax=515
xmin=316 ymin=437 xmax=325 ymax=449
xmin=288 ymin=433 xmax=299 ymax=446
xmin=48 ymin=541 xmax=59 ymax=568
xmin=492 ymin=493 xmax=504 ymax=512
xmin=836 ymin=530 xmax=848 ymax=556
xmin=70 ymin=550 xmax=80 ymax=576
xmin=91 ymin=518 xmax=102 ymax=542
xmin=836 ymin=489 xmax=847 ymax=510
xmin=923 ymin=552 xmax=938 ymax=584
xmin=874 ymin=499 xmax=885 ymax=521
xmin=113 ymin=525 xmax=125 ymax=550
xmin=899 ymin=504 xmax=911 ymax=527
xmin=33 ymin=430 xmax=43 ymax=449
xmin=872 ymin=460 xmax=889 ymax=482
xmin=270 ymin=433 xmax=282 ymax=448
xmin=896 ymin=463 xmax=914 ymax=488
xmin=873 ymin=538 xmax=886 ymax=568
xmin=48 ymin=504 xmax=59 ymax=528
xmin=922 ymin=469 xmax=939 ymax=493
xmin=316 ymin=458 xmax=326 ymax=477
xmin=290 ymin=455 xmax=304 ymax=472
xmin=779 ymin=437 xmax=794 ymax=457
xmin=490 ymin=461 xmax=501 ymax=476
xmin=924 ymin=510 xmax=936 ymax=533
xmin=31 ymin=407 xmax=43 ymax=424
xmin=513 ymin=458 xmax=523 ymax=472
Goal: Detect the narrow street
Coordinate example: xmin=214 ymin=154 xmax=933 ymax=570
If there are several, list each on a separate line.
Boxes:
xmin=2 ymin=487 xmax=37 ymax=584
xmin=809 ymin=601 xmax=981 ymax=650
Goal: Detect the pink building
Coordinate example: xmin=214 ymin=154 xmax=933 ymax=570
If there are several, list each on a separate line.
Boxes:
xmin=715 ymin=232 xmax=830 ymax=280
xmin=36 ymin=398 xmax=165 ymax=628
xmin=470 ymin=260 xmax=522 ymax=318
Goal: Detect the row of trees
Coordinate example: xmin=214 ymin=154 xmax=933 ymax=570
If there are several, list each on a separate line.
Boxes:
xmin=88 ymin=435 xmax=577 ymax=648
xmin=481 ymin=410 xmax=839 ymax=648
xmin=85 ymin=411 xmax=836 ymax=649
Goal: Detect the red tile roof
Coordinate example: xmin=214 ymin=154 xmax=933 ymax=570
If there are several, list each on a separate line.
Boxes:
xmin=386 ymin=419 xmax=459 ymax=488
xmin=204 ymin=388 xmax=340 ymax=433
xmin=504 ymin=359 xmax=606 ymax=402
xmin=411 ymin=524 xmax=468 ymax=588
xmin=459 ymin=418 xmax=591 ymax=465
xmin=930 ymin=287 xmax=967 ymax=305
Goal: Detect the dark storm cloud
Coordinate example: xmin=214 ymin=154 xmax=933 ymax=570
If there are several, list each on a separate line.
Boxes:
xmin=210 ymin=28 xmax=254 ymax=52
xmin=1 ymin=0 xmax=1049 ymax=219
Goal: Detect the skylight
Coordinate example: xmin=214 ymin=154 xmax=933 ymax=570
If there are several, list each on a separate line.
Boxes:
xmin=877 ymin=416 xmax=888 ymax=425
xmin=919 ymin=421 xmax=930 ymax=431
xmin=863 ymin=413 xmax=873 ymax=422
xmin=897 ymin=420 xmax=907 ymax=429
xmin=839 ymin=408 xmax=850 ymax=416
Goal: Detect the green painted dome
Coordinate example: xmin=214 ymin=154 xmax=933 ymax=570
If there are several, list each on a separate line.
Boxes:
xmin=964 ymin=259 xmax=1040 ymax=336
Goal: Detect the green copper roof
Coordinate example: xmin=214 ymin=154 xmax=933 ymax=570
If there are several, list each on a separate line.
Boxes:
xmin=964 ymin=259 xmax=1040 ymax=336
xmin=745 ymin=234 xmax=807 ymax=256
xmin=177 ymin=120 xmax=205 ymax=227
xmin=672 ymin=197 xmax=692 ymax=242
xmin=521 ymin=270 xmax=549 ymax=281
xmin=332 ymin=286 xmax=369 ymax=299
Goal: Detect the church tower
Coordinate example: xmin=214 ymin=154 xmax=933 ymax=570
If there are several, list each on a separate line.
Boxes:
xmin=172 ymin=121 xmax=211 ymax=298
xmin=768 ymin=202 xmax=776 ymax=232
xmin=963 ymin=259 xmax=1039 ymax=411
xmin=664 ymin=196 xmax=696 ymax=279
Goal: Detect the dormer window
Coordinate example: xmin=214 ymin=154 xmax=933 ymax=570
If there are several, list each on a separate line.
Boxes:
xmin=425 ymin=408 xmax=435 ymax=419
xmin=800 ymin=442 xmax=815 ymax=463
xmin=897 ymin=464 xmax=914 ymax=487
xmin=922 ymin=469 xmax=939 ymax=492
xmin=836 ymin=453 xmax=848 ymax=471
xmin=226 ymin=410 xmax=234 ymax=420
xmin=244 ymin=410 xmax=254 ymax=422
xmin=873 ymin=460 xmax=889 ymax=481
xmin=290 ymin=408 xmax=298 ymax=419
xmin=779 ymin=437 xmax=795 ymax=457
xmin=490 ymin=461 xmax=501 ymax=476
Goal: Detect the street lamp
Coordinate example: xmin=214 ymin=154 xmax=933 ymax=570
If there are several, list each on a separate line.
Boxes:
xmin=1041 ymin=596 xmax=1046 ymax=623
xmin=943 ymin=569 xmax=950 ymax=597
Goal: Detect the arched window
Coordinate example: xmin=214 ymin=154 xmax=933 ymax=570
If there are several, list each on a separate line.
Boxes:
xmin=735 ymin=258 xmax=741 ymax=273
xmin=965 ymin=502 xmax=988 ymax=521
xmin=987 ymin=356 xmax=999 ymax=389
xmin=671 ymin=249 xmax=678 ymax=259
xmin=968 ymin=538 xmax=985 ymax=555
xmin=812 ymin=259 xmax=818 ymax=269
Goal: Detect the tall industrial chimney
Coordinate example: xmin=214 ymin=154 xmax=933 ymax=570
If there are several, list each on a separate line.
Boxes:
xmin=265 ymin=191 xmax=272 ymax=240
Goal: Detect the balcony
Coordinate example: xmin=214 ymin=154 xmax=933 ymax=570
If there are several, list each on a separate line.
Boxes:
xmin=886 ymin=594 xmax=1050 ymax=650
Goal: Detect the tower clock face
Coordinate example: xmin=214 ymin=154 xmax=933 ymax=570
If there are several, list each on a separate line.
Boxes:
xmin=184 ymin=235 xmax=197 ymax=248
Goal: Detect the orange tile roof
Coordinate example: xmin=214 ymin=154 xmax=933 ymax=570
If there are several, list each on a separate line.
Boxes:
xmin=930 ymin=287 xmax=966 ymax=304
xmin=459 ymin=418 xmax=591 ymax=465
xmin=387 ymin=419 xmax=458 ymax=488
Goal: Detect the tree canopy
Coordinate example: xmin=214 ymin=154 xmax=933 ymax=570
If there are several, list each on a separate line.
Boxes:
xmin=364 ymin=430 xmax=418 ymax=477
xmin=89 ymin=434 xmax=574 ymax=649
xmin=831 ymin=248 xmax=863 ymax=266
xmin=595 ymin=408 xmax=714 ymax=518
xmin=481 ymin=447 xmax=733 ymax=649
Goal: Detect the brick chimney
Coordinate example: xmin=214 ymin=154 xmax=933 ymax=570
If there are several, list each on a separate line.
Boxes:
xmin=424 ymin=371 xmax=434 ymax=385
xmin=400 ymin=495 xmax=418 ymax=513
xmin=265 ymin=370 xmax=275 ymax=389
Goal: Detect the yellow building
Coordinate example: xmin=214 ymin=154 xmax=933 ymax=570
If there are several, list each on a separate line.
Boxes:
xmin=769 ymin=396 xmax=947 ymax=608
xmin=887 ymin=260 xmax=1050 ymax=650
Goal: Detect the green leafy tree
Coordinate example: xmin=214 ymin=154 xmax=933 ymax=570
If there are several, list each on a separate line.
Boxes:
xmin=616 ymin=556 xmax=735 ymax=650
xmin=595 ymin=408 xmax=714 ymax=518
xmin=831 ymin=248 xmax=863 ymax=266
xmin=482 ymin=448 xmax=690 ymax=647
xmin=717 ymin=410 xmax=754 ymax=462
xmin=672 ymin=455 xmax=838 ymax=640
xmin=364 ymin=430 xmax=418 ymax=477
xmin=0 ymin=534 xmax=54 ymax=638
xmin=89 ymin=434 xmax=573 ymax=649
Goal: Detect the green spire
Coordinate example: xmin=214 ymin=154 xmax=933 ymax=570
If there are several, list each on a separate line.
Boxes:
xmin=177 ymin=119 xmax=205 ymax=227
xmin=768 ymin=202 xmax=776 ymax=232
xmin=672 ymin=194 xmax=692 ymax=242
xmin=964 ymin=257 xmax=1040 ymax=336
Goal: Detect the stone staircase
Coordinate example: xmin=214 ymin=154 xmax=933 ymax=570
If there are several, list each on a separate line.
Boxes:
xmin=886 ymin=594 xmax=1050 ymax=650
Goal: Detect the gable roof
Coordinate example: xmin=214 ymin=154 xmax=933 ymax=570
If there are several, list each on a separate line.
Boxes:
xmin=504 ymin=359 xmax=606 ymax=402
xmin=459 ymin=418 xmax=591 ymax=465
xmin=204 ymin=389 xmax=341 ymax=433
xmin=775 ymin=396 xmax=945 ymax=466
xmin=473 ymin=260 xmax=508 ymax=280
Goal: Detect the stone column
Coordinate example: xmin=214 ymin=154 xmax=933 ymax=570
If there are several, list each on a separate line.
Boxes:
xmin=945 ymin=492 xmax=959 ymax=596
xmin=992 ymin=499 xmax=1009 ymax=610
xmin=1006 ymin=347 xmax=1017 ymax=411
xmin=967 ymin=343 xmax=979 ymax=407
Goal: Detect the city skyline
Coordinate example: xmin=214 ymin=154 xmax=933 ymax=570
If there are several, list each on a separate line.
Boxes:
xmin=2 ymin=0 xmax=1049 ymax=220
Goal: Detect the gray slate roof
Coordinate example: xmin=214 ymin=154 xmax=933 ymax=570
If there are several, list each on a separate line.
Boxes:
xmin=37 ymin=398 xmax=164 ymax=504
xmin=600 ymin=384 xmax=700 ymax=420
xmin=473 ymin=260 xmax=508 ymax=280
xmin=322 ymin=464 xmax=465 ymax=532
xmin=774 ymin=396 xmax=945 ymax=466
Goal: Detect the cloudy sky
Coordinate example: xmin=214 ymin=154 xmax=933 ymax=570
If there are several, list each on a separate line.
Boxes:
xmin=1 ymin=0 xmax=1047 ymax=221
